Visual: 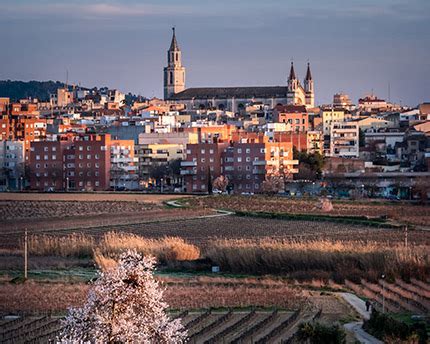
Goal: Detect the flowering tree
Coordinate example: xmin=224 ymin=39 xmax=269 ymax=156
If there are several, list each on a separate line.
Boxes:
xmin=59 ymin=250 xmax=187 ymax=343
xmin=213 ymin=175 xmax=229 ymax=192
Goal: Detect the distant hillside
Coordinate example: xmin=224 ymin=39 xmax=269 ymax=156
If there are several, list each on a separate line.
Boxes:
xmin=0 ymin=80 xmax=66 ymax=102
xmin=0 ymin=80 xmax=145 ymax=105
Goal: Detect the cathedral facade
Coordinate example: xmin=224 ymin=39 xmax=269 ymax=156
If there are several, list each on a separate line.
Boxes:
xmin=164 ymin=29 xmax=315 ymax=112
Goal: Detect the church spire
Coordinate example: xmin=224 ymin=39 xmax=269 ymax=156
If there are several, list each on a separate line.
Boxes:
xmin=289 ymin=61 xmax=296 ymax=80
xmin=305 ymin=62 xmax=312 ymax=81
xmin=169 ymin=27 xmax=180 ymax=51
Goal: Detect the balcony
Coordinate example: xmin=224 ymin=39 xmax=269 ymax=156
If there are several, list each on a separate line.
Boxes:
xmin=180 ymin=170 xmax=196 ymax=175
xmin=252 ymin=169 xmax=266 ymax=175
xmin=252 ymin=160 xmax=266 ymax=166
xmin=181 ymin=161 xmax=197 ymax=167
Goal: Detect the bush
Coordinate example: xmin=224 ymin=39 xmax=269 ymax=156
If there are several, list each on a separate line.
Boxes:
xmin=297 ymin=322 xmax=346 ymax=344
xmin=363 ymin=309 xmax=428 ymax=344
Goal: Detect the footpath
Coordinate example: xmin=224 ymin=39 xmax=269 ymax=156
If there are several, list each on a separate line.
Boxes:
xmin=339 ymin=293 xmax=383 ymax=344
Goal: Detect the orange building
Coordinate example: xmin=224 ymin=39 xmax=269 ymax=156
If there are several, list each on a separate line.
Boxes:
xmin=273 ymin=104 xmax=309 ymax=132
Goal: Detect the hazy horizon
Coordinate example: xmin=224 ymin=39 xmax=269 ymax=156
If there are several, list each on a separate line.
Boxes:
xmin=1 ymin=0 xmax=429 ymax=106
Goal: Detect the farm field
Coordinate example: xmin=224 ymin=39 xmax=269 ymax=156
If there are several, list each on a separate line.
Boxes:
xmin=0 ymin=309 xmax=318 ymax=344
xmin=1 ymin=193 xmax=429 ymax=342
xmin=185 ymin=195 xmax=430 ymax=228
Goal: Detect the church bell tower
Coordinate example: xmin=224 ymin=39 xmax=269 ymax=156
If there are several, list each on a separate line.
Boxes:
xmin=164 ymin=28 xmax=186 ymax=100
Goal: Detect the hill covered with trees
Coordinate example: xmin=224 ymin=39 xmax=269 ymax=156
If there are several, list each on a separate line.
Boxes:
xmin=0 ymin=80 xmax=67 ymax=102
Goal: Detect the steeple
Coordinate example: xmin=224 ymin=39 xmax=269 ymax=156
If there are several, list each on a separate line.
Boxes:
xmin=164 ymin=27 xmax=186 ymax=100
xmin=169 ymin=27 xmax=180 ymax=51
xmin=289 ymin=61 xmax=296 ymax=80
xmin=305 ymin=62 xmax=312 ymax=81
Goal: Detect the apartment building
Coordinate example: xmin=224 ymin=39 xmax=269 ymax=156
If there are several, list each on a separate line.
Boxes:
xmin=329 ymin=122 xmax=359 ymax=158
xmin=111 ymin=139 xmax=138 ymax=190
xmin=322 ymin=109 xmax=345 ymax=136
xmin=223 ymin=137 xmax=298 ymax=194
xmin=29 ymin=134 xmax=112 ymax=191
xmin=181 ymin=141 xmax=229 ymax=192
xmin=273 ymin=105 xmax=309 ymax=132
xmin=307 ymin=131 xmax=324 ymax=155
xmin=181 ymin=134 xmax=299 ymax=194
xmin=0 ymin=140 xmax=24 ymax=191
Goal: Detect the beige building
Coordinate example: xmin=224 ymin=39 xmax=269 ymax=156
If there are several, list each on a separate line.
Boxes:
xmin=356 ymin=117 xmax=395 ymax=132
xmin=163 ymin=28 xmax=186 ymax=99
xmin=307 ymin=130 xmax=323 ymax=155
xmin=329 ymin=122 xmax=359 ymax=158
xmin=322 ymin=109 xmax=345 ymax=136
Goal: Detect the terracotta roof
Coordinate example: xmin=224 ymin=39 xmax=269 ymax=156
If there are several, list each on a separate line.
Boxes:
xmin=169 ymin=86 xmax=288 ymax=100
xmin=275 ymin=104 xmax=307 ymax=113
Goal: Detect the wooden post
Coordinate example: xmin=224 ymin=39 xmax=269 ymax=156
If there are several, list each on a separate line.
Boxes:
xmin=404 ymin=225 xmax=408 ymax=248
xmin=24 ymin=229 xmax=28 ymax=279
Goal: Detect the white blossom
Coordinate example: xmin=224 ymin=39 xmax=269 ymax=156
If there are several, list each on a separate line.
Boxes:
xmin=59 ymin=250 xmax=187 ymax=343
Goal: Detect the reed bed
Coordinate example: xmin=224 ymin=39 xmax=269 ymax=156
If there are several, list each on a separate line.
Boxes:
xmin=28 ymin=233 xmax=95 ymax=258
xmin=28 ymin=232 xmax=200 ymax=264
xmin=205 ymin=239 xmax=430 ymax=281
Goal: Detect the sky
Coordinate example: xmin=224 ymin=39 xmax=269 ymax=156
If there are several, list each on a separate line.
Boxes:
xmin=0 ymin=0 xmax=429 ymax=106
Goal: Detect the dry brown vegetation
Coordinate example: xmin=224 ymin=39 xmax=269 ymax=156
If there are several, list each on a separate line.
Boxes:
xmin=205 ymin=239 xmax=430 ymax=282
xmin=27 ymin=232 xmax=200 ymax=265
xmin=186 ymin=195 xmax=430 ymax=227
xmin=24 ymin=232 xmax=430 ymax=282
xmin=0 ymin=278 xmax=307 ymax=313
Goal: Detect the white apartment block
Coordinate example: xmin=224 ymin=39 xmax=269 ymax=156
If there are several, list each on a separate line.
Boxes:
xmin=0 ymin=140 xmax=24 ymax=190
xmin=329 ymin=122 xmax=359 ymax=158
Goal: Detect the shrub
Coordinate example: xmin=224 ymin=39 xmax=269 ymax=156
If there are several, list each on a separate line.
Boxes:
xmin=28 ymin=233 xmax=94 ymax=258
xmin=363 ymin=309 xmax=428 ymax=344
xmin=297 ymin=322 xmax=346 ymax=344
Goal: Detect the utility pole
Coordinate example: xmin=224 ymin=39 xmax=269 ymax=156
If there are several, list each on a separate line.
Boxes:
xmin=404 ymin=225 xmax=408 ymax=248
xmin=24 ymin=229 xmax=28 ymax=280
xmin=381 ymin=274 xmax=385 ymax=313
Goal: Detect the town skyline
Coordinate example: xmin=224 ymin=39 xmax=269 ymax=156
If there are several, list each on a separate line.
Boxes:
xmin=1 ymin=0 xmax=430 ymax=106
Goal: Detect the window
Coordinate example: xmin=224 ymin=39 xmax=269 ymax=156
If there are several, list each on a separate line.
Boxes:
xmin=201 ymin=149 xmax=205 ymax=154
xmin=79 ymin=155 xmax=83 ymax=159
xmin=209 ymin=149 xmax=214 ymax=154
xmin=95 ymin=171 xmax=99 ymax=177
xmin=79 ymin=181 xmax=83 ymax=187
xmin=237 ymin=157 xmax=242 ymax=162
xmin=52 ymin=147 xmax=56 ymax=152
xmin=52 ymin=155 xmax=56 ymax=160
xmin=246 ymin=157 xmax=251 ymax=162
xmin=201 ymin=158 xmax=205 ymax=163
xmin=79 ymin=146 xmax=83 ymax=151
xmin=95 ymin=154 xmax=99 ymax=159
xmin=246 ymin=148 xmax=251 ymax=153
xmin=44 ymin=155 xmax=48 ymax=160
xmin=95 ymin=163 xmax=99 ymax=168
xmin=44 ymin=147 xmax=48 ymax=152
xmin=36 ymin=155 xmax=40 ymax=160
xmin=87 ymin=154 xmax=91 ymax=159
xmin=87 ymin=163 xmax=91 ymax=168
xmin=95 ymin=181 xmax=100 ymax=187
xmin=87 ymin=146 xmax=91 ymax=151
xmin=36 ymin=164 xmax=40 ymax=168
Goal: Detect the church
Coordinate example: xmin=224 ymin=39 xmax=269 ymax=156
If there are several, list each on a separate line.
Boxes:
xmin=164 ymin=28 xmax=315 ymax=112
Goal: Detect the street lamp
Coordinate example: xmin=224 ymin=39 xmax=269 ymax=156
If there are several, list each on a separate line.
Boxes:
xmin=160 ymin=178 xmax=164 ymax=193
xmin=20 ymin=176 xmax=23 ymax=192
xmin=66 ymin=177 xmax=69 ymax=192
